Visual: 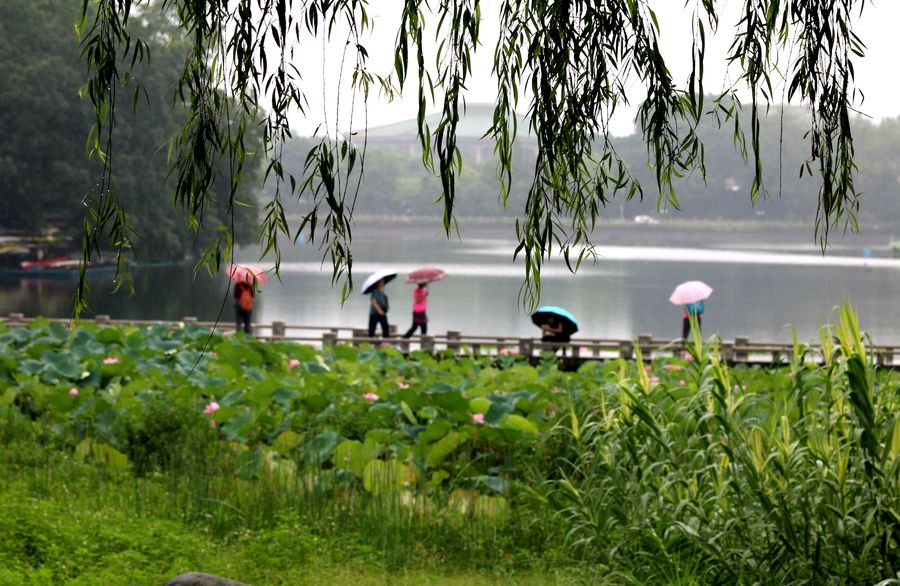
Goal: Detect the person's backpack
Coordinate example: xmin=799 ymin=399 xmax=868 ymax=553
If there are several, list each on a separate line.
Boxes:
xmin=686 ymin=300 xmax=705 ymax=315
xmin=238 ymin=286 xmax=254 ymax=312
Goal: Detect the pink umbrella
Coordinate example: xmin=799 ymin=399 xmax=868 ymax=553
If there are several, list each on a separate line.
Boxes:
xmin=669 ymin=281 xmax=713 ymax=305
xmin=405 ymin=267 xmax=447 ymax=284
xmin=227 ymin=264 xmax=270 ymax=285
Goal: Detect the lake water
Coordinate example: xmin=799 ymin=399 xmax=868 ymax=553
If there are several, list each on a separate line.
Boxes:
xmin=2 ymin=225 xmax=899 ymax=344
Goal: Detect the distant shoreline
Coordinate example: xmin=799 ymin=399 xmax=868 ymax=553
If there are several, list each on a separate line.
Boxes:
xmin=313 ymin=214 xmax=899 ymax=253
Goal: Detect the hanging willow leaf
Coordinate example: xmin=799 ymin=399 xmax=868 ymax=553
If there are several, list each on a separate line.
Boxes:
xmin=77 ymin=0 xmax=869 ymax=314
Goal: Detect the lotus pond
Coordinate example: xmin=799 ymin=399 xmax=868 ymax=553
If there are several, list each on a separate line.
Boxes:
xmin=2 ymin=308 xmax=900 ymax=584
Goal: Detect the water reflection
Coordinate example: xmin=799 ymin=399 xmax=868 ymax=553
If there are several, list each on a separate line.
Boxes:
xmin=1 ymin=235 xmax=898 ymax=344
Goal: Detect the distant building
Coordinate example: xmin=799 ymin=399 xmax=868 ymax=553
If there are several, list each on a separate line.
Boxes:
xmin=364 ymin=103 xmax=536 ymax=163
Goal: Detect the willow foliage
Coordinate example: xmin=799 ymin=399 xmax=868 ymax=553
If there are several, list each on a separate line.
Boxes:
xmin=75 ymin=0 xmax=868 ymax=313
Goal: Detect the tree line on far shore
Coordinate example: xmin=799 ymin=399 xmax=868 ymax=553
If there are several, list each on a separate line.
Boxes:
xmin=274 ymin=109 xmax=900 ymax=226
xmin=0 ymin=0 xmax=260 ymax=261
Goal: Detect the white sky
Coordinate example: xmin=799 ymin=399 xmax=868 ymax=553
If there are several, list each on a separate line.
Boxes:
xmin=290 ymin=1 xmax=900 ymax=137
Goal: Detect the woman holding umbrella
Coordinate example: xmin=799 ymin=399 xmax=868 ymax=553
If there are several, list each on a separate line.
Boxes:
xmin=669 ymin=280 xmax=713 ymax=340
xmin=402 ymin=267 xmax=446 ymax=338
xmin=531 ymin=306 xmax=578 ymax=347
xmin=227 ymin=264 xmax=269 ymax=334
xmin=362 ymin=269 xmax=397 ymax=338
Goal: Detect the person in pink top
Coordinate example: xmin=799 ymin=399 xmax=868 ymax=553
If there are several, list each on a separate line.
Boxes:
xmin=402 ymin=283 xmax=429 ymax=338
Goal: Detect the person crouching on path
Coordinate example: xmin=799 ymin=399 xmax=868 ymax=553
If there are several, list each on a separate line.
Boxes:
xmin=368 ymin=279 xmax=390 ymax=337
xmin=234 ymin=279 xmax=255 ymax=334
xmin=403 ymin=283 xmax=428 ymax=338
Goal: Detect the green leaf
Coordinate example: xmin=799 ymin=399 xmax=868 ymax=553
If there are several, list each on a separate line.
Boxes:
xmin=425 ymin=431 xmax=467 ymax=468
xmin=302 ymin=429 xmax=340 ymax=464
xmin=272 ymin=430 xmax=303 ymax=454
xmin=362 ymin=459 xmax=407 ymax=495
xmin=500 ymin=414 xmax=538 ymax=434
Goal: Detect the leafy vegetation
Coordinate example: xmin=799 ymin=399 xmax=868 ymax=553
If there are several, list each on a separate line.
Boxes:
xmin=3 ymin=304 xmax=900 ymax=583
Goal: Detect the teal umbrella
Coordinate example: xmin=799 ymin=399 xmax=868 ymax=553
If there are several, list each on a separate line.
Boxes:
xmin=531 ymin=306 xmax=578 ymax=336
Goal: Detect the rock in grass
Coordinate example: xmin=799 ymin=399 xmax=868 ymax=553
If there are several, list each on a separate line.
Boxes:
xmin=164 ymin=573 xmax=250 ymax=586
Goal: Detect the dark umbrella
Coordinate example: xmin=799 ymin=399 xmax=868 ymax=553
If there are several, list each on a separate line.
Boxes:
xmin=531 ymin=306 xmax=579 ymax=336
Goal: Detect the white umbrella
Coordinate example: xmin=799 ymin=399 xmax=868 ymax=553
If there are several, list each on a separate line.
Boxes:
xmin=360 ymin=269 xmax=398 ymax=294
xmin=669 ymin=281 xmax=713 ymax=305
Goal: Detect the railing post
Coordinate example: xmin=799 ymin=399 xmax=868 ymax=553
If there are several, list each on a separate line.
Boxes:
xmin=272 ymin=321 xmax=286 ymax=340
xmin=518 ymin=338 xmax=533 ymax=357
xmin=638 ymin=334 xmax=652 ymax=358
xmin=352 ymin=329 xmax=366 ymax=347
xmin=323 ymin=331 xmax=338 ymax=347
xmin=447 ymin=330 xmax=461 ymax=352
xmin=572 ymin=345 xmax=580 ymax=359
xmin=421 ymin=335 xmax=435 ymax=353
xmin=618 ymin=340 xmax=634 ymax=360
xmin=389 ymin=324 xmax=398 ymax=337
xmin=721 ymin=342 xmax=734 ymax=363
xmin=5 ymin=312 xmax=25 ymax=326
xmin=182 ymin=316 xmax=198 ymax=325
xmin=734 ymin=336 xmax=749 ymax=363
xmin=95 ymin=314 xmax=111 ymax=326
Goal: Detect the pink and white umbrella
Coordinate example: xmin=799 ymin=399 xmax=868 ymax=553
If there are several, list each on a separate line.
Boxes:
xmin=227 ymin=263 xmax=270 ymax=285
xmin=669 ymin=280 xmax=713 ymax=305
xmin=405 ymin=267 xmax=447 ymax=284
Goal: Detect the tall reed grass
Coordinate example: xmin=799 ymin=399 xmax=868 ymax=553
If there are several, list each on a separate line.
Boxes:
xmin=526 ymin=303 xmax=900 ymax=583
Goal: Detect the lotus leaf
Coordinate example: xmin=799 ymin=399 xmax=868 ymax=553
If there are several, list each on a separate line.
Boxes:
xmin=76 ymin=440 xmax=130 ymax=471
xmin=235 ymin=449 xmax=262 ymax=480
xmin=362 ymin=459 xmax=407 ymax=495
xmin=425 ymin=431 xmax=467 ymax=468
xmin=272 ymin=430 xmax=304 ymax=454
xmin=333 ymin=438 xmax=379 ymax=477
xmin=500 ymin=414 xmax=539 ymax=434
xmin=302 ymin=429 xmax=340 ymax=464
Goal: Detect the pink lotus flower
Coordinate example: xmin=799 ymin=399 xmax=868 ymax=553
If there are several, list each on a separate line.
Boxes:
xmin=499 ymin=348 xmax=509 ymax=356
xmin=679 ymin=379 xmax=686 ymax=385
xmin=363 ymin=392 xmax=379 ymax=401
xmin=742 ymin=385 xmax=747 ymax=390
xmin=471 ymin=413 xmax=485 ymax=424
xmin=69 ymin=387 xmax=79 ymax=396
xmin=208 ymin=352 xmax=218 ymax=359
xmin=288 ymin=358 xmax=300 ymax=369
xmin=210 ymin=419 xmax=217 ymax=427
xmin=203 ymin=401 xmax=220 ymax=415
xmin=644 ymin=364 xmax=653 ymax=372
xmin=665 ymin=364 xmax=683 ymax=372
xmin=397 ymin=382 xmax=410 ymax=389
xmin=649 ymin=376 xmax=660 ymax=383
xmin=103 ymin=357 xmax=119 ymax=365
xmin=788 ymin=371 xmax=795 ymax=377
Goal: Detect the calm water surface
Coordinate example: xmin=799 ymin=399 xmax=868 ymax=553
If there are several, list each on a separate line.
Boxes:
xmin=1 ymin=231 xmax=898 ymax=344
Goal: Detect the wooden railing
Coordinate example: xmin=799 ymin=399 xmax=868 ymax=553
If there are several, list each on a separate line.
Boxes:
xmin=2 ymin=312 xmax=897 ymax=367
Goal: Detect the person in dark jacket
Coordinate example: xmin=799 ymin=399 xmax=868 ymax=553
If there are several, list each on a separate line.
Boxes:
xmin=234 ymin=280 xmax=255 ymax=334
xmin=368 ymin=279 xmax=390 ymax=337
